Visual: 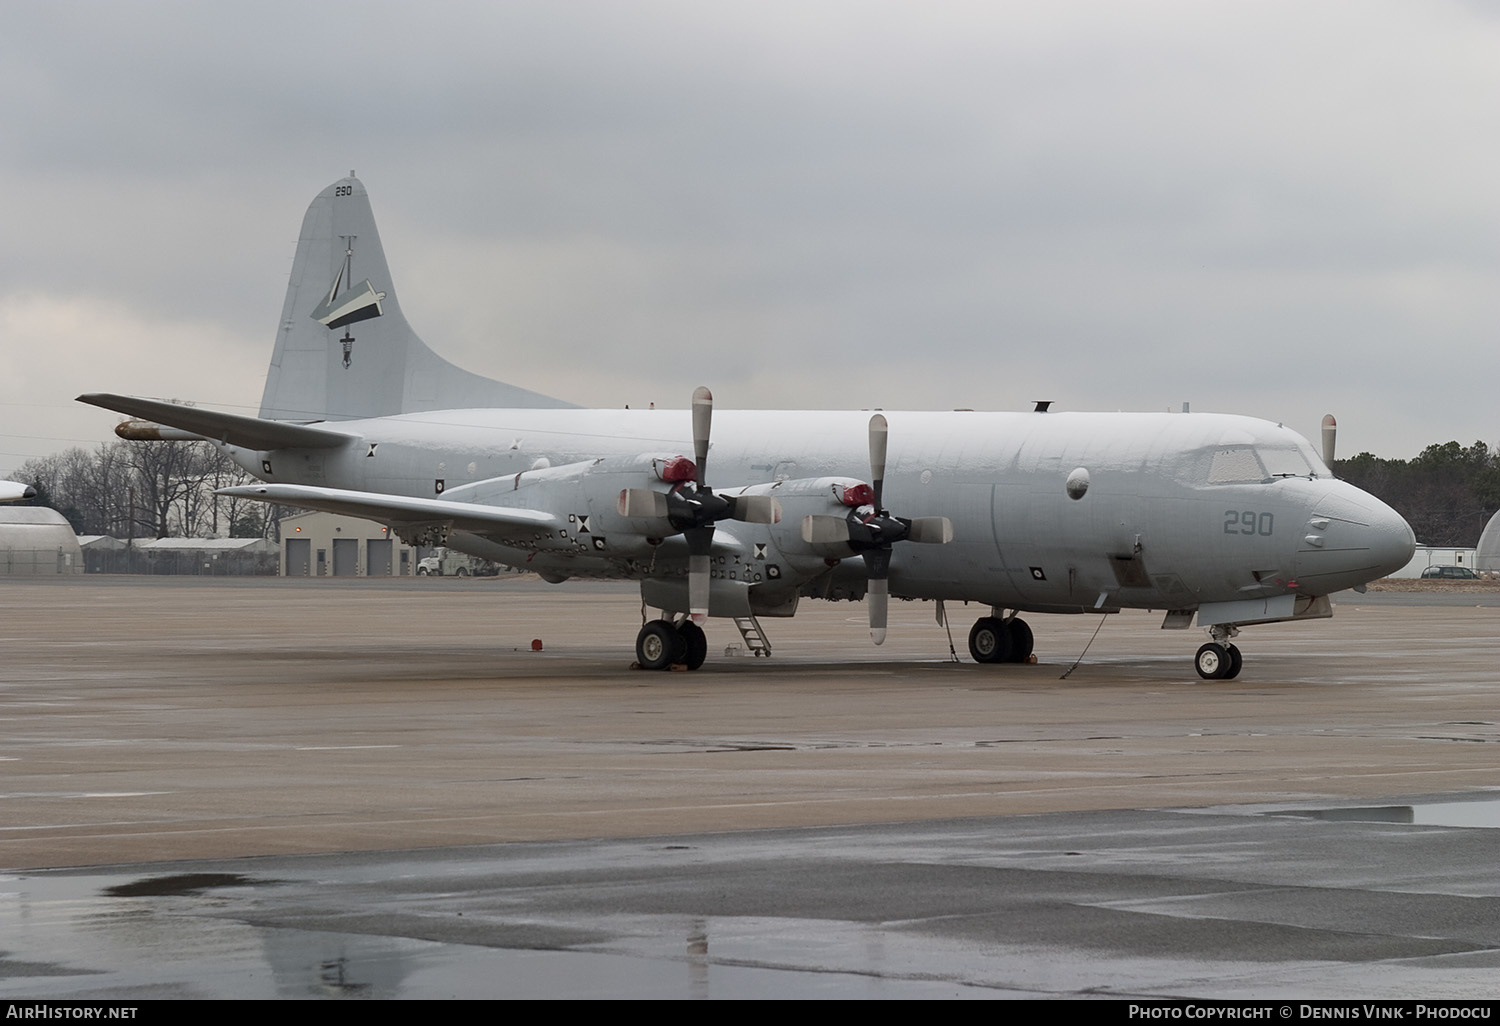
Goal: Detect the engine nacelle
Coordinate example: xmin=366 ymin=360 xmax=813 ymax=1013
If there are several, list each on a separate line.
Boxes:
xmin=441 ymin=454 xmax=677 ymax=558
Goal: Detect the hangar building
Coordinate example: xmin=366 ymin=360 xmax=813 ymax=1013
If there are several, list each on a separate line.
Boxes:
xmin=280 ymin=510 xmax=418 ymax=576
xmin=0 ymin=507 xmax=84 ymax=575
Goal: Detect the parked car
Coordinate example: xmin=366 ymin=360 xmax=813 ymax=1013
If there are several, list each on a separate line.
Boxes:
xmin=1419 ymin=565 xmax=1479 ymax=580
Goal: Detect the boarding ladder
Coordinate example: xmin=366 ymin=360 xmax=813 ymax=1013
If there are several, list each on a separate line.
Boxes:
xmin=732 ymin=614 xmax=772 ymax=658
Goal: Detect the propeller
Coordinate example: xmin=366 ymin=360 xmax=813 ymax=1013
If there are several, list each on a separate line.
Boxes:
xmin=801 ymin=414 xmax=952 ymax=645
xmin=1321 ymin=413 xmax=1337 ymax=468
xmin=617 ymin=387 xmax=779 ymax=624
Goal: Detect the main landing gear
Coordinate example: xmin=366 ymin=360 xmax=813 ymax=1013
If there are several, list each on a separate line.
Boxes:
xmin=968 ymin=614 xmax=1034 ymax=664
xmin=635 ymin=618 xmax=708 ymax=671
xmin=1194 ymin=625 xmax=1243 ymax=680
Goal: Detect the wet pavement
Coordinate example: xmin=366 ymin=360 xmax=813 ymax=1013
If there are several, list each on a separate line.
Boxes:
xmin=1 ymin=578 xmax=1498 ymax=998
xmin=5 ymin=800 xmax=1500 ymax=999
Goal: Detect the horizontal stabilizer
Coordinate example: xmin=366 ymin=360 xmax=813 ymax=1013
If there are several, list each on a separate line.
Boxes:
xmin=78 ymin=393 xmax=356 ymax=451
xmin=217 ymin=483 xmax=561 ymax=536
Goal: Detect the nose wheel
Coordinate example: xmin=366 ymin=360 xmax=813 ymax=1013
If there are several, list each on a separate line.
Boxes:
xmin=1195 ymin=641 xmax=1243 ymax=680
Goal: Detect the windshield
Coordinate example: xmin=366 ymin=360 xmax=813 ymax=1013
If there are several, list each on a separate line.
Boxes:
xmin=1189 ymin=441 xmax=1324 ymax=485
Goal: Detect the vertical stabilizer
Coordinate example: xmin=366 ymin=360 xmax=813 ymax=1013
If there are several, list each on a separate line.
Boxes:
xmin=259 ymin=175 xmax=572 ymax=421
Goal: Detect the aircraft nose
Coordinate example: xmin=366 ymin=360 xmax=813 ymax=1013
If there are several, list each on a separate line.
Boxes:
xmin=1366 ymin=501 xmax=1417 ymax=578
xmin=1296 ymin=482 xmax=1415 ymax=592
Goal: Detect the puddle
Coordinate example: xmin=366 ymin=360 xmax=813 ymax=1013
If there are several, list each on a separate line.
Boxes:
xmin=1266 ymin=795 xmax=1500 ymax=829
xmin=103 ymin=873 xmax=261 ymax=897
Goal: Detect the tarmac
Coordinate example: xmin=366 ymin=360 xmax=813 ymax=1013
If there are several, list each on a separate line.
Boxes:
xmin=1 ymin=576 xmax=1497 ymax=998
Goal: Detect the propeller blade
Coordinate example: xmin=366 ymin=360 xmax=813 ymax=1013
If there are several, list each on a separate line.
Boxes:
xmin=688 ymin=553 xmax=710 ymax=624
xmin=868 ymin=577 xmax=888 ymax=645
xmin=618 ymin=488 xmax=669 ymax=519
xmin=726 ymin=494 xmax=781 ymax=524
xmin=683 ymin=522 xmax=714 ymax=624
xmin=862 ymin=547 xmax=892 ymax=645
xmin=868 ymin=414 xmax=888 ymax=510
xmin=904 ymin=516 xmax=953 ymax=544
xmin=1321 ymin=413 xmax=1337 ymax=467
xmin=802 ymin=514 xmax=851 ymax=545
xmin=692 ymin=386 xmax=713 ymax=486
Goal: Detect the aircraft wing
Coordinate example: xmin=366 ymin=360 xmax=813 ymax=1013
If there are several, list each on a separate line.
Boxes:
xmin=217 ymin=483 xmax=561 ymax=535
xmin=78 ymin=393 xmax=356 ymax=451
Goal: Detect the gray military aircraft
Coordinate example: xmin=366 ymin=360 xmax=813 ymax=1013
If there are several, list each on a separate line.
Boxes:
xmin=80 ymin=175 xmax=1415 ymax=678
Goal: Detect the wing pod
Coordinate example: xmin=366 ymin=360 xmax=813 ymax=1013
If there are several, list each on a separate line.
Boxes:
xmin=0 ymin=480 xmax=36 ymax=503
xmin=112 ymin=418 xmax=211 ymax=442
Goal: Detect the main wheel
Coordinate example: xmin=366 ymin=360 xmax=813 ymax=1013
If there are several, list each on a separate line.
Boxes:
xmin=636 ymin=619 xmax=685 ymax=671
xmin=969 ymin=617 xmax=1012 ymax=663
xmin=1195 ymin=642 xmax=1232 ymax=680
xmin=676 ymin=621 xmax=708 ymax=671
xmin=1006 ymin=618 xmax=1034 ymax=663
xmin=1224 ymin=643 xmax=1243 ymax=679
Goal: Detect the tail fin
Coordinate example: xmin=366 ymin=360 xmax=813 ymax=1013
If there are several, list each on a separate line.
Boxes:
xmin=259 ymin=175 xmax=572 ymax=421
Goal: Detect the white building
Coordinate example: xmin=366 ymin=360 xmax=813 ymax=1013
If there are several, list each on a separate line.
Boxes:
xmin=1474 ymin=510 xmax=1500 ymax=574
xmin=280 ymin=510 xmax=418 ymax=576
xmin=1391 ymin=544 xmax=1480 ymax=578
xmin=0 ymin=507 xmax=83 ymax=575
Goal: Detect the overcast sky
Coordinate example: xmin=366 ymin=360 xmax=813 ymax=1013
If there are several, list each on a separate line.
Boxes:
xmin=2 ymin=0 xmax=1497 ymax=474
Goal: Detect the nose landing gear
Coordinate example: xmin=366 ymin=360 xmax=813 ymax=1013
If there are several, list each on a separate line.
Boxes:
xmin=1195 ymin=625 xmax=1243 ymax=679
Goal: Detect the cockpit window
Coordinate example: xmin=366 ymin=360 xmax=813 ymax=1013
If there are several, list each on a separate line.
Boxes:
xmin=1258 ymin=444 xmax=1316 ymax=479
xmin=1206 ymin=446 xmax=1265 ymax=484
xmin=1196 ymin=443 xmax=1321 ymax=485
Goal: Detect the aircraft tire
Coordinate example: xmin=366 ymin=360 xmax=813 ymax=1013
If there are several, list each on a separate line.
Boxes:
xmin=1195 ymin=642 xmax=1232 ymax=680
xmin=1224 ymin=644 xmax=1243 ymax=679
xmin=968 ymin=617 xmax=1012 ymax=664
xmin=676 ymin=621 xmax=708 ymax=671
xmin=1006 ymin=618 xmax=1034 ymax=662
xmin=637 ymin=620 xmax=685 ymax=671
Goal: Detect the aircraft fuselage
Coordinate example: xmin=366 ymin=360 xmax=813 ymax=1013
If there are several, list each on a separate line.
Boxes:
xmin=229 ymin=406 xmax=1414 ymax=620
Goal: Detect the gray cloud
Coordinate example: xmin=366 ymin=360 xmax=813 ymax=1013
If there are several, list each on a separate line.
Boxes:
xmin=2 ymin=0 xmax=1497 ymax=472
